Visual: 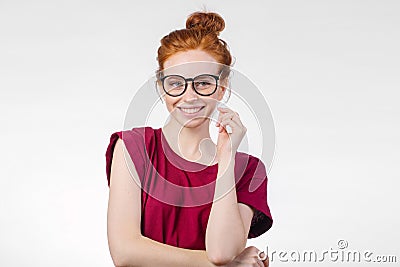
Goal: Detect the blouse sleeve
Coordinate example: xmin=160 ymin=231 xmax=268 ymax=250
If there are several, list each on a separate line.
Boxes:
xmin=105 ymin=128 xmax=148 ymax=187
xmin=236 ymin=155 xmax=273 ymax=239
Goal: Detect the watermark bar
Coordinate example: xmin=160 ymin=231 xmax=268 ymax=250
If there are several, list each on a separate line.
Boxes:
xmin=265 ymin=240 xmax=397 ymax=263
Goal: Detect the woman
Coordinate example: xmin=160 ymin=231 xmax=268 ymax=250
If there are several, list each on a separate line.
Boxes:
xmin=105 ymin=11 xmax=273 ymax=267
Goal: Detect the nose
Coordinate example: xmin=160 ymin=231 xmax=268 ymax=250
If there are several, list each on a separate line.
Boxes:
xmin=182 ymin=81 xmax=198 ymax=100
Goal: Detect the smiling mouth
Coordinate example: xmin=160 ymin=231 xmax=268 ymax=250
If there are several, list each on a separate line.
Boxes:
xmin=178 ymin=106 xmax=205 ymax=114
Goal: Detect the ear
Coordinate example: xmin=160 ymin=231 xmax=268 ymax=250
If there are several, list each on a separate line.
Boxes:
xmin=216 ymin=78 xmax=229 ymax=101
xmin=155 ymin=80 xmax=165 ymax=103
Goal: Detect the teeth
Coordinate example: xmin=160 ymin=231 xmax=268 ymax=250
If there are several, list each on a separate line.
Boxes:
xmin=180 ymin=107 xmax=202 ymax=114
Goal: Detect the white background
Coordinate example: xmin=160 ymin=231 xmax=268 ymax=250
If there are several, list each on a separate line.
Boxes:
xmin=1 ymin=1 xmax=399 ymax=266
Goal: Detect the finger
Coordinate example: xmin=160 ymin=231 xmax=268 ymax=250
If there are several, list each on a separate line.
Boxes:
xmin=217 ymin=106 xmax=232 ymax=113
xmin=219 ymin=116 xmax=240 ymax=127
xmin=218 ymin=121 xmax=236 ymax=135
xmin=219 ymin=123 xmax=234 ymax=134
xmin=223 ymin=114 xmax=244 ymax=129
xmin=257 ymin=250 xmax=269 ymax=267
xmin=219 ymin=118 xmax=246 ymax=135
xmin=230 ymin=114 xmax=244 ymax=127
xmin=216 ymin=111 xmax=239 ymax=125
xmin=218 ymin=109 xmax=235 ymax=118
xmin=216 ymin=112 xmax=234 ymax=126
xmin=255 ymin=258 xmax=264 ymax=267
xmin=216 ymin=108 xmax=231 ymax=125
xmin=263 ymin=256 xmax=269 ymax=267
xmin=219 ymin=118 xmax=240 ymax=133
xmin=217 ymin=107 xmax=239 ymax=119
xmin=219 ymin=122 xmax=235 ymax=134
xmin=252 ymin=260 xmax=264 ymax=267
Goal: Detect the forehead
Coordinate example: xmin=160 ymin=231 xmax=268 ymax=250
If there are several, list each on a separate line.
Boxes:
xmin=163 ymin=50 xmax=221 ymax=77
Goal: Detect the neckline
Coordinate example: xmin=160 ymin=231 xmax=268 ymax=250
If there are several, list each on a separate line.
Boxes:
xmin=158 ymin=127 xmax=219 ymax=169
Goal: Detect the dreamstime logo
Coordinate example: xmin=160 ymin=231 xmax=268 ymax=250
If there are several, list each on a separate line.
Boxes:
xmin=121 ymin=61 xmax=276 ymax=207
xmin=337 ymin=239 xmax=348 ymax=249
xmin=265 ymin=239 xmax=398 ymax=263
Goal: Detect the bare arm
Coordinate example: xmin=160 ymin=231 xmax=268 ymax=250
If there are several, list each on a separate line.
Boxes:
xmin=107 ymin=138 xmax=219 ymax=267
xmin=205 ymin=158 xmax=254 ymax=266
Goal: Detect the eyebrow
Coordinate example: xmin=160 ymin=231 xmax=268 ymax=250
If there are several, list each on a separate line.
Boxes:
xmin=162 ymin=72 xmax=220 ymax=77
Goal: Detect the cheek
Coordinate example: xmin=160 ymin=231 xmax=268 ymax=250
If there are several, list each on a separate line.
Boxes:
xmin=165 ymin=97 xmax=178 ymax=108
xmin=204 ymin=96 xmax=219 ymax=108
xmin=217 ymin=86 xmax=227 ymax=100
xmin=164 ymin=98 xmax=182 ymax=116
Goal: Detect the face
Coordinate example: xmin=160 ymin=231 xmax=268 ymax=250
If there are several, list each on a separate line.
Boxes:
xmin=159 ymin=49 xmax=228 ymax=129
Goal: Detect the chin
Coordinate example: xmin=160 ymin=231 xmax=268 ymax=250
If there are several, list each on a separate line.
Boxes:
xmin=181 ymin=118 xmax=207 ymax=128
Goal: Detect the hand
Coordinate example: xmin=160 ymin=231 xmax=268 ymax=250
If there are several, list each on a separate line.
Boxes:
xmin=215 ymin=107 xmax=247 ymax=161
xmin=224 ymin=246 xmax=269 ymax=267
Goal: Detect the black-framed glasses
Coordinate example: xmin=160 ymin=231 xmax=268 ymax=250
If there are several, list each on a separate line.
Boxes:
xmin=160 ymin=73 xmax=221 ymax=97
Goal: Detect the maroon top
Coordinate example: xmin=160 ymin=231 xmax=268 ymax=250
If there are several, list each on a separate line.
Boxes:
xmin=105 ymin=126 xmax=273 ymax=250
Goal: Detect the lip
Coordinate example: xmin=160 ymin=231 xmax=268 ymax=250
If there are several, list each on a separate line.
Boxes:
xmin=177 ymin=106 xmax=205 ymax=109
xmin=178 ymin=106 xmax=205 ymax=116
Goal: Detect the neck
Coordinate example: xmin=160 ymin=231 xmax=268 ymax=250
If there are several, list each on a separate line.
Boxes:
xmin=162 ymin=119 xmax=216 ymax=161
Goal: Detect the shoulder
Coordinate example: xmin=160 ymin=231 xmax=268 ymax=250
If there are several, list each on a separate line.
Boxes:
xmin=105 ymin=126 xmax=156 ymax=187
xmin=235 ymin=151 xmax=262 ymax=163
xmin=106 ymin=126 xmax=155 ymax=152
xmin=235 ymin=152 xmax=267 ymax=176
xmin=234 ymin=152 xmax=268 ymax=192
xmin=109 ymin=126 xmax=156 ymax=146
xmin=110 ymin=126 xmax=158 ymax=160
xmin=121 ymin=126 xmax=155 ymax=139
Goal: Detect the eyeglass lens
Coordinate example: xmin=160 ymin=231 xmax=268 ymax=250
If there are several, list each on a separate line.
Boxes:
xmin=163 ymin=75 xmax=217 ymax=96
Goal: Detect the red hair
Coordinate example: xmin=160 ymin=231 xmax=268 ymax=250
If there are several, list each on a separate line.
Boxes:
xmin=156 ymin=11 xmax=232 ymax=80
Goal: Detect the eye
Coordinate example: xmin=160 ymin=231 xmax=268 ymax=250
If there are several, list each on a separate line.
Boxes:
xmin=169 ymin=81 xmax=184 ymax=87
xmin=195 ymin=80 xmax=213 ymax=89
xmin=194 ymin=75 xmax=215 ymax=89
xmin=165 ymin=77 xmax=185 ymax=88
xmin=198 ymin=81 xmax=211 ymax=86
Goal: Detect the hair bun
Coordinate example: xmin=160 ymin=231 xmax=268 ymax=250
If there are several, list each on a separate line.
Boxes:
xmin=186 ymin=11 xmax=225 ymax=36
